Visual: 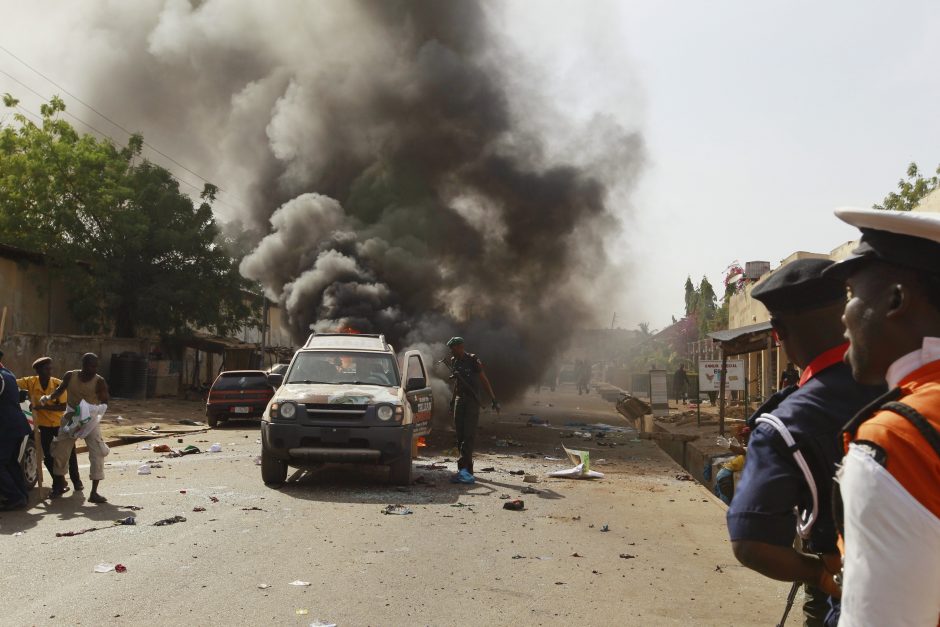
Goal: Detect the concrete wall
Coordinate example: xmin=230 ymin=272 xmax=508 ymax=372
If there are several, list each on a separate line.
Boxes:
xmin=0 ymin=256 xmax=82 ymax=336
xmin=1 ymin=332 xmax=149 ymax=381
xmin=915 ymin=187 xmax=940 ymax=213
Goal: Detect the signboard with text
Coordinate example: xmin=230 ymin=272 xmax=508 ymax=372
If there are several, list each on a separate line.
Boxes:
xmin=698 ymin=360 xmax=745 ymax=392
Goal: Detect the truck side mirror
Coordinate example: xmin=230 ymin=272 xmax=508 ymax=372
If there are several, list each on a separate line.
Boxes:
xmin=405 ymin=377 xmax=426 ymax=392
xmin=267 ymin=373 xmax=284 ymax=388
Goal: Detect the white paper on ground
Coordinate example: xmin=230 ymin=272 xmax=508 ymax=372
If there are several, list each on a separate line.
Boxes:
xmin=548 ymin=446 xmax=604 ymax=479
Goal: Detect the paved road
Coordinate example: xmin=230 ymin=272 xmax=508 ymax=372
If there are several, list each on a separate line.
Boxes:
xmin=1 ymin=388 xmax=788 ymax=626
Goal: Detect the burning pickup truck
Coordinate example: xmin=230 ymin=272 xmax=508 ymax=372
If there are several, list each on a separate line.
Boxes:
xmin=260 ymin=332 xmax=433 ymax=486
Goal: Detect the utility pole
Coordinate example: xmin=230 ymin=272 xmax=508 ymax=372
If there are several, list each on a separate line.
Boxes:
xmin=259 ymin=293 xmax=269 ymax=370
xmin=610 ymin=312 xmax=617 ymax=329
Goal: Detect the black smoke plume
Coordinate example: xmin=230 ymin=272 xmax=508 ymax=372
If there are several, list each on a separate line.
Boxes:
xmin=9 ymin=1 xmax=644 ymax=400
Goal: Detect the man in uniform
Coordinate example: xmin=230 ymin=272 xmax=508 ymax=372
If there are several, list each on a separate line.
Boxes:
xmin=45 ymin=353 xmax=110 ymax=503
xmin=726 ymin=258 xmax=885 ymax=626
xmin=446 ymin=337 xmax=498 ymax=485
xmin=17 ymin=357 xmax=81 ymax=492
xmin=0 ymin=351 xmax=31 ymax=510
xmin=823 ymin=208 xmax=940 ymax=626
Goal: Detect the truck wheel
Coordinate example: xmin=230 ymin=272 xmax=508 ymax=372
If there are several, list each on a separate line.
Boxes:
xmin=207 ymin=414 xmax=219 ymax=428
xmin=261 ymin=447 xmax=287 ymax=486
xmin=389 ymin=455 xmax=412 ymax=486
xmin=21 ymin=436 xmax=38 ymax=490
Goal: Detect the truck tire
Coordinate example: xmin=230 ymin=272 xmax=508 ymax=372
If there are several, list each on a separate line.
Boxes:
xmin=21 ymin=435 xmax=38 ymax=491
xmin=389 ymin=454 xmax=412 ymax=486
xmin=261 ymin=446 xmax=287 ymax=486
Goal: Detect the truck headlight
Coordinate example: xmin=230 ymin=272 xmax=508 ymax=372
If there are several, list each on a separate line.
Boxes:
xmin=279 ymin=401 xmax=297 ymax=419
xmin=376 ymin=404 xmax=394 ymax=421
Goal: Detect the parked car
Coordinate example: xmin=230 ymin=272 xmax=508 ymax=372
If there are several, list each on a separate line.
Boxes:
xmin=260 ymin=333 xmax=433 ymax=486
xmin=205 ymin=370 xmax=275 ymax=428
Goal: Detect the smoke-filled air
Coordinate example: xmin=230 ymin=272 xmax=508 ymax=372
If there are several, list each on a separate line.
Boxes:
xmin=17 ymin=0 xmax=644 ymax=400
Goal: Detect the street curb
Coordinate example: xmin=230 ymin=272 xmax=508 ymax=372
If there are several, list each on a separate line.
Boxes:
xmin=76 ymin=437 xmax=138 ymax=455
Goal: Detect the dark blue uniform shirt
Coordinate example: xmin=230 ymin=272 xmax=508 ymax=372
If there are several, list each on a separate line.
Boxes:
xmin=0 ymin=366 xmax=30 ymax=441
xmin=727 ymin=361 xmax=884 ymax=553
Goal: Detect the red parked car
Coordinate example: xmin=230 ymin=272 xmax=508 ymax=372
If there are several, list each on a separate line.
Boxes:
xmin=206 ymin=370 xmax=275 ymax=427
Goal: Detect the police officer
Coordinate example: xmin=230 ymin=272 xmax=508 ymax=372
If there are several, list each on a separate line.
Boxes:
xmin=726 ymin=258 xmax=885 ymax=626
xmin=0 ymin=351 xmax=31 ymax=510
xmin=445 ymin=337 xmax=498 ymax=485
xmin=823 ymin=208 xmax=940 ymax=626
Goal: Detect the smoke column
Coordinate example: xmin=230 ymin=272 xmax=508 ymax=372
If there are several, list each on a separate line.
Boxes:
xmin=2 ymin=1 xmax=644 ymax=400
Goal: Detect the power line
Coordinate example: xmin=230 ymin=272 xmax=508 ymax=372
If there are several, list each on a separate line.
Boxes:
xmin=0 ymin=44 xmax=252 ymax=209
xmin=1 ymin=96 xmax=234 ymax=206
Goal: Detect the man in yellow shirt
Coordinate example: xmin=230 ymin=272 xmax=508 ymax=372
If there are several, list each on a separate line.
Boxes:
xmin=17 ymin=357 xmax=81 ymax=491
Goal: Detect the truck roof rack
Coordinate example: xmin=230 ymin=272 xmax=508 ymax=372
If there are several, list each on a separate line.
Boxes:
xmin=304 ymin=332 xmax=389 ymax=350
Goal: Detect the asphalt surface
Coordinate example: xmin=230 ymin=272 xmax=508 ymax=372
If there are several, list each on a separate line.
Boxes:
xmin=1 ymin=388 xmax=788 ymax=626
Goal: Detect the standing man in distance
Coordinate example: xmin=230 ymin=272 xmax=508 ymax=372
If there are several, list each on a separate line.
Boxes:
xmin=673 ymin=363 xmax=689 ymax=404
xmin=17 ymin=357 xmax=81 ymax=492
xmin=446 ymin=337 xmax=498 ymax=485
xmin=45 ymin=353 xmax=110 ymax=503
xmin=726 ymin=259 xmax=885 ymax=627
xmin=823 ymin=208 xmax=940 ymax=626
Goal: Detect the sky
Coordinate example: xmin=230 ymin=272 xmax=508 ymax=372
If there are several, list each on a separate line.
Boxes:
xmin=502 ymin=0 xmax=940 ymax=330
xmin=2 ymin=1 xmax=939 ymax=331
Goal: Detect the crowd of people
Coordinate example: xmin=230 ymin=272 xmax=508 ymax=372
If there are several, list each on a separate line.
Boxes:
xmin=0 ymin=352 xmax=110 ymax=510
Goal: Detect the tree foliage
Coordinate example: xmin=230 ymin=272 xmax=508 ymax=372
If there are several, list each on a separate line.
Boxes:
xmin=874 ymin=162 xmax=940 ymax=212
xmin=0 ymin=95 xmax=255 ymax=337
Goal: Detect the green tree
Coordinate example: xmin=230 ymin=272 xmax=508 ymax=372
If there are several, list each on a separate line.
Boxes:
xmin=874 ymin=162 xmax=940 ymax=212
xmin=684 ymin=276 xmax=696 ymax=316
xmin=0 ymin=95 xmax=255 ymax=337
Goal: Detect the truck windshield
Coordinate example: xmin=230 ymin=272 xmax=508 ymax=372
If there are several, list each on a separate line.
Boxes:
xmin=286 ymin=352 xmax=400 ymax=387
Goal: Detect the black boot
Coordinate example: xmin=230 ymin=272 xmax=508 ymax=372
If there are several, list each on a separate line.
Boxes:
xmin=50 ymin=475 xmax=68 ymax=498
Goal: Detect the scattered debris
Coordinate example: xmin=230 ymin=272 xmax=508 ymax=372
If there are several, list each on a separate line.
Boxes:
xmin=153 ymin=515 xmax=186 ymax=527
xmin=416 ymin=463 xmax=447 ymax=470
xmin=450 ymin=502 xmax=472 ymax=508
xmin=675 ymin=474 xmax=694 ymax=481
xmin=499 ymin=494 xmax=511 ymax=499
xmin=512 ymin=554 xmax=526 ymax=559
xmin=119 ymin=505 xmax=144 ymax=511
xmin=209 ymin=443 xmax=222 ymax=453
xmin=193 ymin=507 xmax=206 ymax=512
xmin=254 ymin=456 xmax=262 ymax=466
xmin=114 ymin=516 xmax=136 ymax=526
xmin=382 ymin=504 xmax=413 ymax=516
xmin=714 ymin=565 xmax=724 ymax=573
xmin=178 ymin=419 xmax=205 ymax=426
xmin=209 ymin=496 xmax=219 ymax=503
xmin=310 ymin=620 xmax=337 ymax=627
xmin=549 ymin=446 xmax=605 ymax=480
xmin=153 ymin=444 xmax=172 ymax=453
xmin=168 ymin=445 xmax=202 ymax=458
xmin=479 ymin=467 xmax=496 ymax=473
xmin=522 ymin=486 xmax=540 ymax=495
xmin=526 ymin=416 xmax=549 ymax=426
xmin=58 ymin=527 xmax=103 ymax=538
xmin=495 ymin=439 xmax=523 ymax=448
xmin=523 ymin=475 xmax=539 ymax=483
xmin=136 ymin=464 xmax=151 ymax=476
xmin=600 ymin=524 xmax=610 ymax=532
xmin=258 ymin=583 xmax=271 ymax=589
xmin=509 ymin=470 xmax=525 ymax=476
xmin=503 ymin=500 xmax=525 ymax=511
xmin=296 ymin=609 xmax=309 ymax=616
xmin=289 ymin=580 xmax=312 ymax=587
xmin=94 ymin=563 xmax=115 ymax=573
xmin=242 ymin=507 xmax=265 ymax=511
xmin=571 ymin=553 xmax=583 ymax=558
xmin=620 ymin=554 xmax=636 ymax=559
xmin=115 ymin=564 xmax=127 ymax=573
